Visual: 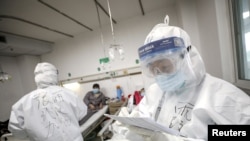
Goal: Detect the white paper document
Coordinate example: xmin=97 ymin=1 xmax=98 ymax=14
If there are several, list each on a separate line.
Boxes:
xmin=104 ymin=114 xmax=180 ymax=136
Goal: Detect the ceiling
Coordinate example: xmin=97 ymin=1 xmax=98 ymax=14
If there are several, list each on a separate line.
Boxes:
xmin=0 ymin=0 xmax=174 ymax=56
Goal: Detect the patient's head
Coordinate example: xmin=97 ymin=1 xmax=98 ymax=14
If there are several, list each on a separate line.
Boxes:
xmin=92 ymin=83 xmax=100 ymax=94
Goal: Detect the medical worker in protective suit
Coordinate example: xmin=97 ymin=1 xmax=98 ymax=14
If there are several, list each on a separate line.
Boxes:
xmin=108 ymin=15 xmax=250 ymax=141
xmin=8 ymin=62 xmax=87 ymax=141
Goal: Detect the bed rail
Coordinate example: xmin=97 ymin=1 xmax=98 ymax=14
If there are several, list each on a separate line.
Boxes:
xmin=97 ymin=100 xmax=128 ymax=141
xmin=1 ymin=133 xmax=12 ymax=141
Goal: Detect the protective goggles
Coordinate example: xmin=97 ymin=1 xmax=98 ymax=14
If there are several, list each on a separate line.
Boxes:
xmin=138 ymin=37 xmax=187 ymax=77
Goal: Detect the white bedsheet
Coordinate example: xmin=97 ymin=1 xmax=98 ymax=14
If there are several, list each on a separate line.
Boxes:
xmin=80 ymin=105 xmax=108 ymax=133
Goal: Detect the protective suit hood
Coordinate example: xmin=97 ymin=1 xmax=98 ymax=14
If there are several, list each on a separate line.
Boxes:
xmin=9 ymin=62 xmax=87 ymax=141
xmin=142 ymin=15 xmax=206 ymax=88
xmin=34 ymin=62 xmax=58 ymax=89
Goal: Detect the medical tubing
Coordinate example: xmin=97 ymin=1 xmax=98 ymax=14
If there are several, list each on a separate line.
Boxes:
xmin=95 ymin=1 xmax=106 ymax=57
xmin=107 ymin=0 xmax=116 ymax=43
xmin=154 ymin=91 xmax=166 ymax=121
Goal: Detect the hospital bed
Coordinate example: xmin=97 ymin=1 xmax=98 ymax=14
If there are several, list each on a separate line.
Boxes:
xmin=97 ymin=100 xmax=128 ymax=141
xmin=80 ymin=105 xmax=109 ymax=139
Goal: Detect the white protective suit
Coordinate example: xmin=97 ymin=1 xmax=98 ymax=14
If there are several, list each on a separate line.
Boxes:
xmin=8 ymin=62 xmax=87 ymax=141
xmin=108 ymin=16 xmax=250 ymax=141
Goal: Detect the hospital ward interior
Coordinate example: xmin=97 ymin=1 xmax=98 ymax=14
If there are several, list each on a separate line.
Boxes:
xmin=0 ymin=0 xmax=250 ymax=141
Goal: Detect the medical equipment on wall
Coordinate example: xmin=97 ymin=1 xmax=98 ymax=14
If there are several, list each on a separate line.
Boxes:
xmin=0 ymin=64 xmax=11 ymax=82
xmin=106 ymin=0 xmax=125 ymax=61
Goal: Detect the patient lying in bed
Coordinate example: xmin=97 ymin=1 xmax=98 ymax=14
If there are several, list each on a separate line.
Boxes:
xmin=79 ymin=83 xmax=106 ymax=125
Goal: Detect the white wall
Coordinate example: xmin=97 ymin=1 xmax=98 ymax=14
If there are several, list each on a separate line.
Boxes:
xmin=195 ymin=0 xmax=223 ymax=78
xmin=0 ymin=55 xmax=40 ymax=121
xmin=0 ymin=57 xmax=22 ymax=121
xmin=214 ymin=0 xmax=235 ymax=83
xmin=16 ymin=55 xmax=41 ymax=93
xmin=176 ymin=0 xmax=201 ymax=52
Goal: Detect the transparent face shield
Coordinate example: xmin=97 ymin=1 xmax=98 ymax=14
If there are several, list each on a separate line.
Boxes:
xmin=145 ymin=49 xmax=185 ymax=77
xmin=138 ymin=37 xmax=197 ymax=91
xmin=139 ymin=37 xmax=186 ymax=77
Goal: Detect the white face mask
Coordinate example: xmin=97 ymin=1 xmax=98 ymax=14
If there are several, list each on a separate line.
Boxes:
xmin=155 ymin=71 xmax=185 ymax=92
xmin=93 ymin=88 xmax=99 ymax=94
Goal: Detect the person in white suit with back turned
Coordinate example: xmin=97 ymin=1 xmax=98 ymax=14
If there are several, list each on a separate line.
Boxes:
xmin=8 ymin=62 xmax=87 ymax=141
